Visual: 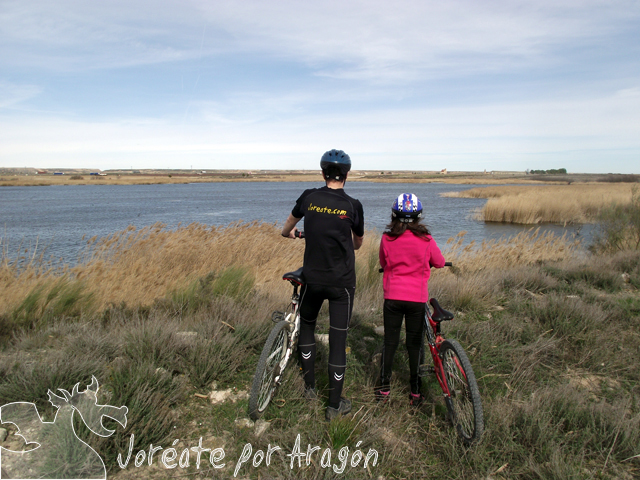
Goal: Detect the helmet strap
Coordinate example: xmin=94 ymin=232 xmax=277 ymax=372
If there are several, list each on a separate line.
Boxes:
xmin=323 ymin=169 xmax=346 ymax=183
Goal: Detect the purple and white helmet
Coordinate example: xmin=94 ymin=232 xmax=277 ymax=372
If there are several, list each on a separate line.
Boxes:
xmin=392 ymin=193 xmax=423 ymax=222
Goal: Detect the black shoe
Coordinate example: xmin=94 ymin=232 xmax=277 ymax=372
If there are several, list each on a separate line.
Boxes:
xmin=325 ymin=398 xmax=352 ymax=421
xmin=303 ymin=386 xmax=318 ymax=400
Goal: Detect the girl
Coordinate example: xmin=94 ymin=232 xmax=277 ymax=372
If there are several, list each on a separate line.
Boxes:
xmin=376 ymin=193 xmax=446 ymax=406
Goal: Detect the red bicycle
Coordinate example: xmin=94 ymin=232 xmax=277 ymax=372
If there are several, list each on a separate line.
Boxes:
xmin=423 ymin=294 xmax=484 ymax=445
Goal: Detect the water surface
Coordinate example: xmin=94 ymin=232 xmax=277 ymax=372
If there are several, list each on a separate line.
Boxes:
xmin=0 ymin=182 xmax=589 ymax=264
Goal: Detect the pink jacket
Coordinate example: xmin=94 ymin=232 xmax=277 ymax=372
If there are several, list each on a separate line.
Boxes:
xmin=379 ymin=231 xmax=446 ymax=302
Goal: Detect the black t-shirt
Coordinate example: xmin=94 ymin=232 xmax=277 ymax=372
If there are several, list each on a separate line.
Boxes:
xmin=292 ymin=186 xmax=364 ymax=288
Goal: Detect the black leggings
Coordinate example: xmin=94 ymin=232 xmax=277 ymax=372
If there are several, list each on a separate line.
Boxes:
xmin=297 ymin=284 xmax=355 ymax=409
xmin=379 ymin=299 xmax=425 ymax=394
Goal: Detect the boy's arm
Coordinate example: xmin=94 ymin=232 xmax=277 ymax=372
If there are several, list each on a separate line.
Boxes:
xmin=353 ymin=233 xmax=363 ymax=250
xmin=281 ymin=213 xmax=302 ymax=238
xmin=352 ymin=200 xmax=364 ymax=250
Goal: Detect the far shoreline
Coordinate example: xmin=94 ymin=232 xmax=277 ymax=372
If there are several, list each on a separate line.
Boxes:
xmin=1 ymin=168 xmax=637 ymax=187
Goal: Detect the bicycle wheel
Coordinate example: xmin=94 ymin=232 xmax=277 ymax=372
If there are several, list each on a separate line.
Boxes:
xmin=248 ymin=320 xmax=291 ymax=420
xmin=440 ymin=339 xmax=484 ymax=445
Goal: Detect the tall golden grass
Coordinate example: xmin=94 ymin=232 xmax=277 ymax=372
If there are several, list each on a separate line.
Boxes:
xmin=444 ymin=228 xmax=579 ymax=269
xmin=445 ymin=183 xmax=635 ymax=224
xmin=0 ymin=222 xmax=580 ymax=316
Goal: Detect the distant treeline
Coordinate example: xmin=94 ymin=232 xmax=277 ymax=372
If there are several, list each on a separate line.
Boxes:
xmin=527 ymin=168 xmax=567 ymax=175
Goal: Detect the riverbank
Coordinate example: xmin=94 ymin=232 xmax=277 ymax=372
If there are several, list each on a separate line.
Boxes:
xmin=1 ymin=222 xmax=638 ymax=479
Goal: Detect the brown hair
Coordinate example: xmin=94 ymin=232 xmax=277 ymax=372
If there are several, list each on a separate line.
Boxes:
xmin=384 ymin=216 xmax=431 ymax=240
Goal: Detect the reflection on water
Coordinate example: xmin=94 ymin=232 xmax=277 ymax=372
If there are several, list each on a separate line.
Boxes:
xmin=0 ymin=182 xmax=591 ymax=264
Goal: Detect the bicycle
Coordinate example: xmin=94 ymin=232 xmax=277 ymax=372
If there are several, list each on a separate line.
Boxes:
xmin=380 ymin=262 xmax=484 ymax=445
xmin=248 ymin=235 xmax=305 ymax=420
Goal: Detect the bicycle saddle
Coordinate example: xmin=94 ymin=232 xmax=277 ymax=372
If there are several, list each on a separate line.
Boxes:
xmin=430 ymin=298 xmax=454 ymax=322
xmin=283 ymin=267 xmax=305 ymax=285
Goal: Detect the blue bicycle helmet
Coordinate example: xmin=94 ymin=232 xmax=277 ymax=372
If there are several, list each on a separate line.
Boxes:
xmin=392 ymin=193 xmax=423 ymax=222
xmin=320 ymin=149 xmax=351 ymax=179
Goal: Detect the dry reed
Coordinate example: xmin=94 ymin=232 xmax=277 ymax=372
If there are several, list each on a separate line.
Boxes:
xmin=443 ymin=228 xmax=580 ymax=270
xmin=445 ymin=183 xmax=636 ymax=224
xmin=1 ymin=222 xmax=579 ymax=316
xmin=76 ymin=221 xmax=308 ymax=309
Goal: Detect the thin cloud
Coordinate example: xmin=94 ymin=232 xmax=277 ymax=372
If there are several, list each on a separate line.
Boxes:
xmin=0 ymin=82 xmax=42 ymax=108
xmin=1 ymin=87 xmax=637 ymax=170
xmin=2 ymin=0 xmax=638 ymax=77
xmin=0 ymin=0 xmax=638 ymax=172
xmin=191 ymin=0 xmax=640 ymax=82
xmin=0 ymin=0 xmax=202 ymax=70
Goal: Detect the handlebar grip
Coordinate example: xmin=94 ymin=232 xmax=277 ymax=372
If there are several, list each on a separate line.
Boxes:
xmin=295 ymin=230 xmax=305 ymax=239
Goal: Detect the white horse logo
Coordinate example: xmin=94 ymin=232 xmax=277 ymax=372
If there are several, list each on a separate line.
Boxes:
xmin=0 ymin=376 xmax=127 ymax=479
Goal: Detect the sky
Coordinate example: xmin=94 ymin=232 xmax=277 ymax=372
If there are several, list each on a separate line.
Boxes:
xmin=1 ymin=0 xmax=639 ymax=173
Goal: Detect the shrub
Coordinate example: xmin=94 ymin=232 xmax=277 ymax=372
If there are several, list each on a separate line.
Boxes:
xmin=7 ymin=279 xmax=94 ymax=338
xmin=91 ymin=360 xmax=185 ymax=471
xmin=165 ymin=267 xmax=256 ymax=315
xmin=542 ymin=263 xmax=624 ymax=293
xmin=180 ymin=334 xmax=245 ymax=389
xmin=0 ymin=353 xmax=105 ymax=418
xmin=592 ymin=186 xmax=640 ymax=252
xmin=521 ymin=294 xmax=607 ymax=341
xmin=499 ymin=266 xmax=558 ymax=294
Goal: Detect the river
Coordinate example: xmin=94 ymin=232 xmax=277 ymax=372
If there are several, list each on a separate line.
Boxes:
xmin=0 ymin=182 xmax=590 ymax=264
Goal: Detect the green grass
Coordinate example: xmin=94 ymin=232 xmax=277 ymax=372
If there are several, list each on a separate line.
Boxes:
xmin=1 ymin=251 xmax=639 ymax=479
xmin=1 ymin=278 xmax=94 ymax=342
xmin=165 ymin=266 xmax=256 ymax=315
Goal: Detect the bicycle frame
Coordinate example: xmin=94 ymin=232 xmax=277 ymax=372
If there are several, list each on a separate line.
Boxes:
xmin=284 ymin=282 xmax=301 ymax=352
xmin=270 ymin=280 xmax=302 ymax=368
xmin=424 ymin=307 xmax=452 ymax=397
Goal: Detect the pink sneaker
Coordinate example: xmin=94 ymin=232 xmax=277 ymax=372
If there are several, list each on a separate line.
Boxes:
xmin=375 ymin=389 xmax=390 ymax=404
xmin=409 ymin=392 xmax=425 ymax=407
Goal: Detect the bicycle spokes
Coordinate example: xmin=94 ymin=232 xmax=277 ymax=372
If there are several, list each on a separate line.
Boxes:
xmin=250 ymin=322 xmax=291 ymax=417
xmin=441 ymin=341 xmax=483 ymax=444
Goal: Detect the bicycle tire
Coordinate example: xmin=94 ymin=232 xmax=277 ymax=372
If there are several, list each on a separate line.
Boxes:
xmin=248 ymin=320 xmax=291 ymax=420
xmin=440 ymin=339 xmax=484 ymax=445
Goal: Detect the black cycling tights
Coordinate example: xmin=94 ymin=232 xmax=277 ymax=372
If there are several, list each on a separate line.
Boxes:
xmin=379 ymin=299 xmax=425 ymax=395
xmin=297 ymin=284 xmax=355 ymax=409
